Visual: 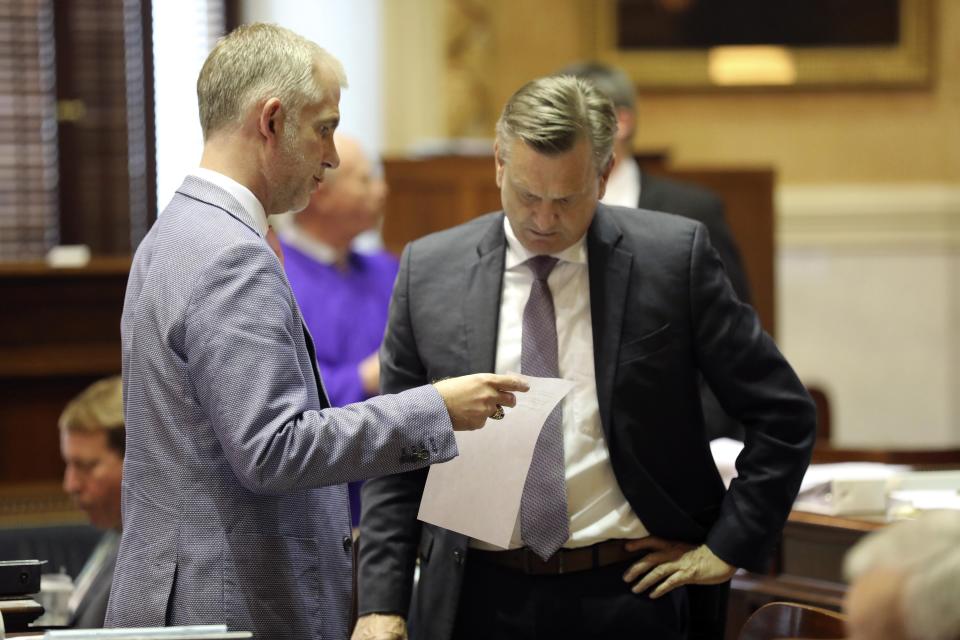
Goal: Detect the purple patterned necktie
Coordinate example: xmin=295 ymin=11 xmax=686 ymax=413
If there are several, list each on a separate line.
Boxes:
xmin=519 ymin=255 xmax=569 ymax=560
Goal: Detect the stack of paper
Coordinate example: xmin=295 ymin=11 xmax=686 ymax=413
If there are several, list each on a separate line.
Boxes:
xmin=43 ymin=626 xmax=251 ymax=639
xmin=793 ymin=462 xmax=909 ymax=516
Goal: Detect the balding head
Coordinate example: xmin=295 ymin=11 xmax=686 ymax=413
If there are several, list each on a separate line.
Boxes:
xmin=295 ymin=134 xmax=387 ymax=248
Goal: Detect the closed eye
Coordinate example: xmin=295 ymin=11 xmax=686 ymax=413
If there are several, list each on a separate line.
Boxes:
xmin=519 ymin=191 xmax=539 ymax=204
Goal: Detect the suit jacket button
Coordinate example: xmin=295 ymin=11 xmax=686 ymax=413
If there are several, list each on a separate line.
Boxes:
xmin=343 ymin=535 xmax=353 ymax=553
xmin=453 ymin=549 xmax=464 ymax=565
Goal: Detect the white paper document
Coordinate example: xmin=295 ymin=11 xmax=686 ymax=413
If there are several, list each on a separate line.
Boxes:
xmin=417 ymin=376 xmax=575 ymax=548
xmin=43 ymin=626 xmax=251 ymax=639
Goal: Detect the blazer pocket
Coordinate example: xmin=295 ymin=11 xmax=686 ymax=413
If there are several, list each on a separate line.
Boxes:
xmin=619 ymin=322 xmax=673 ymax=363
xmin=225 ymin=534 xmax=321 ymax=632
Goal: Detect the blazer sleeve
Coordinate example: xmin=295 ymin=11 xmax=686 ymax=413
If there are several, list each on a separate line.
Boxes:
xmin=183 ymin=242 xmax=458 ymax=495
xmin=357 ymin=243 xmax=432 ymax=617
xmin=687 ymin=224 xmax=815 ymax=570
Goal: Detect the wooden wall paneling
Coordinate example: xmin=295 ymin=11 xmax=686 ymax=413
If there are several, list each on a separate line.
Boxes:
xmin=652 ymin=167 xmax=776 ymax=334
xmin=382 ymin=155 xmax=502 ymax=256
xmin=0 ymin=259 xmax=128 ymax=485
xmin=381 ymin=156 xmax=776 ymax=336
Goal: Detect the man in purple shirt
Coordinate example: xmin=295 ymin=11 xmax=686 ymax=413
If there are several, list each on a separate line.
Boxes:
xmin=278 ymin=134 xmax=395 ymax=526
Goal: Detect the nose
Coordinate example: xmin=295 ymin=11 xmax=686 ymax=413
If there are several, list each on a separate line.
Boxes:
xmin=373 ymin=178 xmax=388 ymax=207
xmin=529 ymin=202 xmax=558 ymax=230
xmin=323 ymin=138 xmax=340 ymax=170
xmin=63 ymin=465 xmax=81 ymax=495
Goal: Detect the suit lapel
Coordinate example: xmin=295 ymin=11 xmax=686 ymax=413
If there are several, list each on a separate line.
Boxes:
xmin=587 ymin=206 xmax=633 ymax=436
xmin=300 ymin=323 xmax=330 ymax=409
xmin=463 ymin=215 xmax=507 ymax=374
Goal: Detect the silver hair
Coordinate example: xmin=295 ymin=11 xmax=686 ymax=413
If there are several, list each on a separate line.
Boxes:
xmin=495 ymin=75 xmax=616 ymax=174
xmin=844 ymin=510 xmax=960 ymax=640
xmin=556 ymin=61 xmax=636 ymax=111
xmin=197 ymin=22 xmax=347 ymax=140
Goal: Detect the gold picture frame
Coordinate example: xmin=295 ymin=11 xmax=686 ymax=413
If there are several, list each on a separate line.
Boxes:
xmin=583 ymin=0 xmax=934 ymax=90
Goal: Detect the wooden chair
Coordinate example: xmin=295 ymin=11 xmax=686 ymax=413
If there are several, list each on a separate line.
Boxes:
xmin=738 ymin=602 xmax=846 ymax=640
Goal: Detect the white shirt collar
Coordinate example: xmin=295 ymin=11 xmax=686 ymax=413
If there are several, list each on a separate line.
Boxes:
xmin=276 ymin=219 xmax=340 ymax=265
xmin=190 ymin=167 xmax=269 ymax=237
xmin=502 ymin=215 xmax=588 ymax=271
xmin=600 ymin=155 xmax=640 ymax=208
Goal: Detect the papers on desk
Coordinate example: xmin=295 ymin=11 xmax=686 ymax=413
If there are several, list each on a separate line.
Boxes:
xmin=793 ymin=463 xmax=908 ymax=516
xmin=418 ymin=376 xmax=575 ymax=548
xmin=793 ymin=464 xmax=960 ymax=516
xmin=43 ymin=626 xmax=251 ymax=639
xmin=888 ymin=469 xmax=960 ymax=514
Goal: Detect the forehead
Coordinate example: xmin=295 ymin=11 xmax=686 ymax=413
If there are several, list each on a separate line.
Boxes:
xmin=61 ymin=429 xmax=113 ymax=455
xmin=504 ymin=137 xmax=594 ymax=192
xmin=313 ymin=63 xmax=342 ymax=105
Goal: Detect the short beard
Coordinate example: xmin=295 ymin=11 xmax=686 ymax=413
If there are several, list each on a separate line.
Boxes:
xmin=270 ymin=115 xmax=311 ymax=214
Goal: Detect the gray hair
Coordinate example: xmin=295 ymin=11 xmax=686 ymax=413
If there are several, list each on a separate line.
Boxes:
xmin=495 ymin=75 xmax=616 ymax=174
xmin=556 ymin=61 xmax=636 ymax=111
xmin=197 ymin=23 xmax=347 ymax=140
xmin=844 ymin=510 xmax=960 ymax=640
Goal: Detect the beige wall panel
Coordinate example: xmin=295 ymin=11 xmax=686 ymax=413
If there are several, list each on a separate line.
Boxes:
xmin=778 ymin=185 xmax=960 ymax=448
xmin=382 ymin=0 xmax=447 ymax=153
xmin=385 ymin=1 xmax=959 ymax=185
xmin=779 ymin=246 xmax=959 ymax=448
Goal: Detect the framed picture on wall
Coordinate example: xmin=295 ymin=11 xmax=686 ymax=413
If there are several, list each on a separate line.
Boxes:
xmin=582 ymin=0 xmax=933 ymax=90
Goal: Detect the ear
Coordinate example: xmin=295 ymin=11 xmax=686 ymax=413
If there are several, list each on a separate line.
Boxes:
xmin=616 ymin=106 xmax=635 ymax=143
xmin=597 ymin=154 xmax=615 ymax=200
xmin=494 ymin=141 xmax=505 ymax=188
xmin=257 ymin=98 xmax=284 ymax=144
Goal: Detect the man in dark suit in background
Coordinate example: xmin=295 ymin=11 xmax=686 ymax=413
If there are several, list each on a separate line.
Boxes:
xmin=562 ymin=61 xmax=752 ymax=441
xmin=353 ymin=75 xmax=814 ymax=640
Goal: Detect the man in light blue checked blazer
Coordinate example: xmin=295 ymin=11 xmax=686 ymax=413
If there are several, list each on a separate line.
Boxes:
xmin=104 ymin=23 xmax=527 ymax=639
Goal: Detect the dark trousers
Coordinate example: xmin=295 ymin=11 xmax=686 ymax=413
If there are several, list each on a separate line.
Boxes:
xmin=452 ymin=557 xmax=690 ymax=640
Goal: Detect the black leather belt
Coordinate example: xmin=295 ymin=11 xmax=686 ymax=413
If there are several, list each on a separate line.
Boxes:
xmin=470 ymin=539 xmax=643 ymax=576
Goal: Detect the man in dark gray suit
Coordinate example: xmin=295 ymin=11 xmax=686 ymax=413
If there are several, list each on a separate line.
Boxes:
xmin=354 ymin=76 xmax=814 ymax=640
xmin=562 ymin=61 xmax=752 ymax=442
xmin=58 ymin=376 xmax=124 ymax=628
xmin=105 ymin=23 xmax=526 ymax=639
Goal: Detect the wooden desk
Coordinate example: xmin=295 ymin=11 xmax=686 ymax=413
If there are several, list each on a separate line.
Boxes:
xmin=725 ymin=510 xmax=886 ymax=638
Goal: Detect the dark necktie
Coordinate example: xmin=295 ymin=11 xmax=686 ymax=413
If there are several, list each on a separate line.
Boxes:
xmin=519 ymin=255 xmax=569 ymax=560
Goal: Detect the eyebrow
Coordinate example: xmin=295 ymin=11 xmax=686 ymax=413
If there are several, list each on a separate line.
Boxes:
xmin=512 ymin=178 xmax=579 ymax=201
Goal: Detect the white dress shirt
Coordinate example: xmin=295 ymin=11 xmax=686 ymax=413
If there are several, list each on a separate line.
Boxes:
xmin=276 ymin=218 xmax=339 ymax=265
xmin=189 ymin=168 xmax=268 ymax=237
xmin=601 ymin=155 xmax=641 ymax=208
xmin=471 ymin=217 xmax=648 ymax=551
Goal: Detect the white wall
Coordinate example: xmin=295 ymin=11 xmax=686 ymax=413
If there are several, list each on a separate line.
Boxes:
xmin=152 ymin=1 xmax=224 ymax=213
xmin=778 ymin=185 xmax=960 ymax=448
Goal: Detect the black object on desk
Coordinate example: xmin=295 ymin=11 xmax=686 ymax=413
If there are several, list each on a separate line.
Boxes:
xmin=0 ymin=559 xmax=45 ymax=633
